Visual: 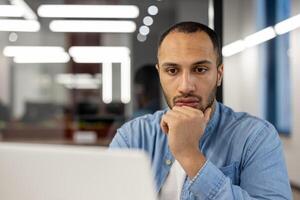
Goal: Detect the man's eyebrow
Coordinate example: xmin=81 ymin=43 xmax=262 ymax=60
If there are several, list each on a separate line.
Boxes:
xmin=192 ymin=60 xmax=213 ymax=65
xmin=160 ymin=62 xmax=180 ymax=68
xmin=161 ymin=60 xmax=213 ymax=68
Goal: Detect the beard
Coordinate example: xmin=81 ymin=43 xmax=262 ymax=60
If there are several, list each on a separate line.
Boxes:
xmin=162 ymin=83 xmax=217 ymax=112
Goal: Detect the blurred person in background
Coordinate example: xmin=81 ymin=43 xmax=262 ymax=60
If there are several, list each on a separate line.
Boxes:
xmin=132 ymin=64 xmax=161 ymax=119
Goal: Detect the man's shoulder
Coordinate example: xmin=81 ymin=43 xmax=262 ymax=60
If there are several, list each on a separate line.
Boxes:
xmin=217 ymin=103 xmax=278 ymax=148
xmin=112 ymin=109 xmax=167 ymax=148
xmin=219 ymin=103 xmax=274 ymax=131
xmin=216 ymin=103 xmax=280 ymax=160
xmin=117 ymin=109 xmax=166 ymax=137
xmin=126 ymin=109 xmax=166 ymax=126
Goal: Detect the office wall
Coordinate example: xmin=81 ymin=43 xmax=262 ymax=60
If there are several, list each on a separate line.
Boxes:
xmin=223 ymin=0 xmax=300 ymax=186
xmin=223 ymin=0 xmax=262 ymax=117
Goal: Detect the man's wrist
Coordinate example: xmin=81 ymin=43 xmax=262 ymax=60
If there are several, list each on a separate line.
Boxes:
xmin=176 ymin=150 xmax=206 ymax=179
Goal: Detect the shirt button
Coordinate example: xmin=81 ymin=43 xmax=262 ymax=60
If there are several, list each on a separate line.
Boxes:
xmin=165 ymin=159 xmax=172 ymax=166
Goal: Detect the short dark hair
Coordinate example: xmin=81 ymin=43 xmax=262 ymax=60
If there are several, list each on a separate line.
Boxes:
xmin=158 ymin=21 xmax=222 ymax=67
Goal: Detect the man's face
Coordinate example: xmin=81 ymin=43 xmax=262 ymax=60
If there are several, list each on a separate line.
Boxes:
xmin=156 ymin=31 xmax=223 ymax=111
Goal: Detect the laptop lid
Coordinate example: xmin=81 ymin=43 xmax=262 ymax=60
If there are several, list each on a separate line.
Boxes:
xmin=0 ymin=142 xmax=157 ymax=200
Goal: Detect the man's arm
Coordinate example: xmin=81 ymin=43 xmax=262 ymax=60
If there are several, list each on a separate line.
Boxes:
xmin=186 ymin=125 xmax=292 ymax=199
xmin=109 ymin=129 xmax=129 ymax=148
xmin=161 ymin=106 xmax=292 ymax=199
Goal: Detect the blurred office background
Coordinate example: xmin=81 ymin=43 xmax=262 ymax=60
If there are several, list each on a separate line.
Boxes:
xmin=0 ymin=0 xmax=299 ymax=198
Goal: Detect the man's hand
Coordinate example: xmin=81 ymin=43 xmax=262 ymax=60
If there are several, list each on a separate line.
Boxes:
xmin=160 ymin=106 xmax=212 ymax=178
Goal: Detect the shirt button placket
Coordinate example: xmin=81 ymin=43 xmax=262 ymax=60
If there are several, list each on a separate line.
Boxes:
xmin=165 ymin=159 xmax=172 ymax=166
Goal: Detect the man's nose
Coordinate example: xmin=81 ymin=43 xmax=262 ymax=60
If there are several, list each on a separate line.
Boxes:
xmin=178 ymin=72 xmax=196 ymax=94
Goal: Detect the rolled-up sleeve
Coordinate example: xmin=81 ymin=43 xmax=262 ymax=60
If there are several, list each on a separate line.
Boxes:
xmin=186 ymin=124 xmax=292 ymax=200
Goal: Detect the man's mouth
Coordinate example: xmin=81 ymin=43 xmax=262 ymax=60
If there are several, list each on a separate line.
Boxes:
xmin=174 ymin=97 xmax=200 ymax=108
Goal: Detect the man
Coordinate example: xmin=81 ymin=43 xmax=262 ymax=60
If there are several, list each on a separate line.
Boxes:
xmin=110 ymin=22 xmax=292 ymax=199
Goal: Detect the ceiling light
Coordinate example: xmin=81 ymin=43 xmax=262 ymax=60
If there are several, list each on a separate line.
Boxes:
xmin=102 ymin=63 xmax=113 ymax=104
xmin=49 ymin=20 xmax=136 ymax=33
xmin=222 ymin=40 xmax=245 ymax=57
xmin=143 ymin=16 xmax=153 ymax=26
xmin=121 ymin=57 xmax=131 ymax=104
xmin=244 ymin=27 xmax=276 ymax=47
xmin=9 ymin=32 xmax=18 ymax=42
xmin=3 ymin=46 xmax=69 ymax=63
xmin=137 ymin=33 xmax=147 ymax=42
xmin=69 ymin=46 xmax=131 ymax=103
xmin=13 ymin=54 xmax=70 ymax=63
xmin=10 ymin=0 xmax=37 ymax=20
xmin=56 ymin=74 xmax=100 ymax=90
xmin=0 ymin=19 xmax=40 ymax=32
xmin=274 ymin=14 xmax=300 ymax=35
xmin=0 ymin=5 xmax=24 ymax=17
xmin=3 ymin=46 xmax=66 ymax=57
xmin=148 ymin=5 xmax=158 ymax=16
xmin=139 ymin=26 xmax=150 ymax=35
xmin=38 ymin=5 xmax=139 ymax=19
xmin=69 ymin=46 xmax=130 ymax=63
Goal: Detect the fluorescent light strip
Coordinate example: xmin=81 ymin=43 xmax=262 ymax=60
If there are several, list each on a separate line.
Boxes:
xmin=10 ymin=0 xmax=37 ymax=20
xmin=274 ymin=14 xmax=300 ymax=35
xmin=56 ymin=74 xmax=100 ymax=89
xmin=244 ymin=27 xmax=276 ymax=47
xmin=121 ymin=57 xmax=131 ymax=104
xmin=69 ymin=46 xmax=130 ymax=63
xmin=102 ymin=63 xmax=113 ymax=104
xmin=0 ymin=19 xmax=40 ymax=32
xmin=49 ymin=20 xmax=136 ymax=33
xmin=3 ymin=46 xmax=69 ymax=63
xmin=3 ymin=46 xmax=65 ymax=57
xmin=38 ymin=5 xmax=139 ymax=19
xmin=13 ymin=53 xmax=70 ymax=63
xmin=222 ymin=40 xmax=245 ymax=57
xmin=69 ymin=46 xmax=131 ymax=103
xmin=0 ymin=5 xmax=24 ymax=17
xmin=223 ymin=14 xmax=300 ymax=57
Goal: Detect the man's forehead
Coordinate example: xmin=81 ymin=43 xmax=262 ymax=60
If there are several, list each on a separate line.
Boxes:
xmin=157 ymin=31 xmax=216 ymax=63
xmin=160 ymin=31 xmax=213 ymax=47
xmin=158 ymin=31 xmax=215 ymax=55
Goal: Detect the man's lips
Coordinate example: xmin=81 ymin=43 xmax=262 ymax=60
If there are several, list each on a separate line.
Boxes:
xmin=174 ymin=97 xmax=200 ymax=107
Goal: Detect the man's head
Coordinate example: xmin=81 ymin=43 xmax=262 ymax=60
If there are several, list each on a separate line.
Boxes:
xmin=156 ymin=21 xmax=223 ymax=111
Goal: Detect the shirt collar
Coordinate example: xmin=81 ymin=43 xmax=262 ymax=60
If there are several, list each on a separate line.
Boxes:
xmin=204 ymin=101 xmax=220 ymax=136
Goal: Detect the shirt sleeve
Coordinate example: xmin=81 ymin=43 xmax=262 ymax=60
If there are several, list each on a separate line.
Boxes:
xmin=109 ymin=129 xmax=130 ymax=148
xmin=187 ymin=124 xmax=292 ymax=200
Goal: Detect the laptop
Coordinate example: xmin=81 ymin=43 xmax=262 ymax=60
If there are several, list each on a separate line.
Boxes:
xmin=0 ymin=142 xmax=157 ymax=200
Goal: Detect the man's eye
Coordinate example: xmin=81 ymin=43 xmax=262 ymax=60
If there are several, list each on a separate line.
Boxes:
xmin=166 ymin=68 xmax=178 ymax=75
xmin=194 ymin=66 xmax=207 ymax=73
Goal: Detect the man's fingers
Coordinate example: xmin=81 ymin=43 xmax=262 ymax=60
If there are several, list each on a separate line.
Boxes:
xmin=160 ymin=115 xmax=169 ymax=134
xmin=172 ymin=106 xmax=190 ymax=117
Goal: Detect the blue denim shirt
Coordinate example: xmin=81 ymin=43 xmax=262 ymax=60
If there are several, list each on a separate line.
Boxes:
xmin=109 ymin=102 xmax=292 ymax=199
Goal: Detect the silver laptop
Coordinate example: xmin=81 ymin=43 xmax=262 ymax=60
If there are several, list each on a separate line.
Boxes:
xmin=0 ymin=142 xmax=157 ymax=200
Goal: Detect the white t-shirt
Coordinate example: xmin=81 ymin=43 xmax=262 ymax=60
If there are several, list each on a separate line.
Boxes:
xmin=159 ymin=160 xmax=186 ymax=200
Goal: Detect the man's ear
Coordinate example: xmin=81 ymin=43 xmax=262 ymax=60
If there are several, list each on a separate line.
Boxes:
xmin=155 ymin=64 xmax=159 ymax=71
xmin=217 ymin=64 xmax=224 ymax=86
